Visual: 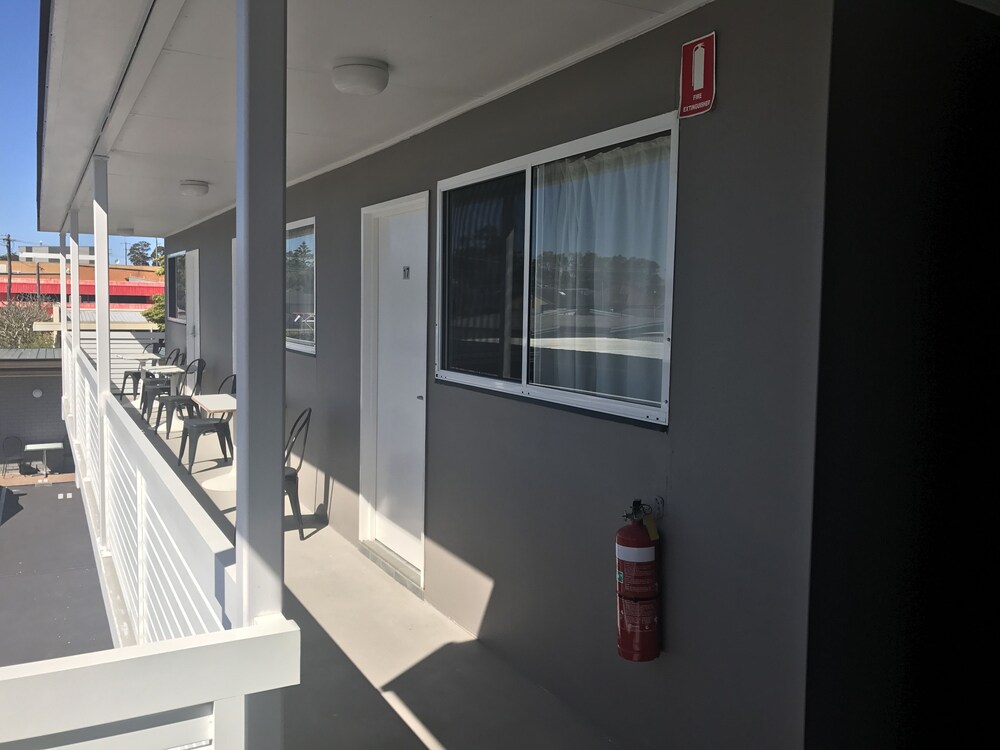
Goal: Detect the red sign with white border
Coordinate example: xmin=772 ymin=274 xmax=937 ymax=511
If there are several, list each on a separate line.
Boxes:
xmin=679 ymin=32 xmax=716 ymax=118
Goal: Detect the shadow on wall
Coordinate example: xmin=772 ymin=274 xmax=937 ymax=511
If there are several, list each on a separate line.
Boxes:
xmin=423 ymin=538 xmax=495 ymax=636
xmin=381 ymin=639 xmax=619 ymax=749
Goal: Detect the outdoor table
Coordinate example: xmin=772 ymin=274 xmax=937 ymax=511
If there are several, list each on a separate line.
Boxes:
xmin=113 ymin=352 xmax=164 ymax=401
xmin=128 ymin=351 xmax=163 ymax=375
xmin=191 ymin=394 xmax=237 ymax=492
xmin=24 ymin=442 xmax=64 ymax=478
xmin=192 ymin=393 xmax=237 ymax=415
xmin=145 ymin=364 xmax=186 ymax=395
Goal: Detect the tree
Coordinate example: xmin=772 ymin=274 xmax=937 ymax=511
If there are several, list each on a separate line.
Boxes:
xmin=286 ymin=240 xmax=314 ymax=291
xmin=0 ymin=295 xmax=52 ymax=348
xmin=143 ymin=294 xmax=166 ymax=331
xmin=151 ymin=245 xmax=165 ymax=269
xmin=127 ymin=240 xmax=152 ymax=266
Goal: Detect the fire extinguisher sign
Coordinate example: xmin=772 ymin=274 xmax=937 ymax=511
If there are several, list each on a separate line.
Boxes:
xmin=679 ymin=32 xmax=716 ymax=118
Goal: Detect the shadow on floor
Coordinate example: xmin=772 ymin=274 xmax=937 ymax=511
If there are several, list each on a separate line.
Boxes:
xmin=282 ymin=590 xmax=424 ymax=749
xmin=120 ymin=392 xmax=612 ymax=748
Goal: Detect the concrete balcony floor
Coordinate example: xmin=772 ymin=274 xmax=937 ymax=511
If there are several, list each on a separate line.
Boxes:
xmin=126 ymin=396 xmax=619 ymax=749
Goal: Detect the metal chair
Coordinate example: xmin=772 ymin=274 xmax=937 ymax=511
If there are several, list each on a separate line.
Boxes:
xmin=153 ymin=358 xmax=207 ymax=438
xmin=283 ymin=408 xmax=312 ymax=540
xmin=178 ymin=375 xmax=236 ymax=473
xmin=118 ymin=342 xmax=164 ymax=400
xmin=1 ymin=436 xmax=26 ymax=476
xmin=141 ymin=348 xmax=184 ymax=420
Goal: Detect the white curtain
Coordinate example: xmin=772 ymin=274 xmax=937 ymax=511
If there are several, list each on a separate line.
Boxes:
xmin=531 ymin=135 xmax=670 ymax=404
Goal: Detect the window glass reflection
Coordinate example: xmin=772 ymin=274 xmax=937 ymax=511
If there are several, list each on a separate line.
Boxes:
xmin=530 ymin=135 xmax=670 ymax=404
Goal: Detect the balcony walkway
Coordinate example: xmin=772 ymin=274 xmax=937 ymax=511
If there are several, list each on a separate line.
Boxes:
xmin=0 ymin=482 xmax=113 ymax=668
xmin=129 ymin=399 xmax=619 ymax=748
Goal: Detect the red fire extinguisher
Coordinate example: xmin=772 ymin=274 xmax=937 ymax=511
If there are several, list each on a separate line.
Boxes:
xmin=617 ymin=499 xmax=660 ymax=661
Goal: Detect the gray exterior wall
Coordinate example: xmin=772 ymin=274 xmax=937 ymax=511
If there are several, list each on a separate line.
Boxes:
xmin=167 ymin=0 xmax=832 ymax=746
xmin=0 ymin=372 xmax=68 ymax=473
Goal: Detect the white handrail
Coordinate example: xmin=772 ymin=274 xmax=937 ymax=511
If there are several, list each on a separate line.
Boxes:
xmin=0 ymin=615 xmax=299 ymax=745
xmin=105 ymin=391 xmax=235 ymax=637
xmin=54 ymin=327 xmax=299 ymax=750
xmin=71 ymin=348 xmax=238 ymax=640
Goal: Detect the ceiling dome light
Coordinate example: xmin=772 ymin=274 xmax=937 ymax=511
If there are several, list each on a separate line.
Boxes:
xmin=117 ymin=226 xmax=134 ymax=236
xmin=180 ymin=180 xmax=210 ymax=197
xmin=331 ymin=58 xmax=389 ymax=96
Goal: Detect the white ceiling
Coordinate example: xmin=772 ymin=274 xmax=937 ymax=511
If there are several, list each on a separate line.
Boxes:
xmin=39 ymin=0 xmax=706 ymax=236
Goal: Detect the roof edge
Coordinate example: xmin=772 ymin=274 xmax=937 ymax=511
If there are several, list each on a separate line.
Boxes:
xmin=36 ymin=0 xmax=52 ymax=233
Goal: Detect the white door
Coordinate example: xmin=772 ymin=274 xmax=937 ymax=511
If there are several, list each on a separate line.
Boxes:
xmin=361 ymin=193 xmax=428 ymax=574
xmin=185 ymin=248 xmax=200 ymax=366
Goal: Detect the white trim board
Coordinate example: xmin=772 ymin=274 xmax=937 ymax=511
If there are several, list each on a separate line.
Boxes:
xmin=359 ymin=191 xmax=430 ymax=586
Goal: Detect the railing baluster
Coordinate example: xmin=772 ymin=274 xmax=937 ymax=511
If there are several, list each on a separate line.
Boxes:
xmin=136 ymin=470 xmax=147 ymax=644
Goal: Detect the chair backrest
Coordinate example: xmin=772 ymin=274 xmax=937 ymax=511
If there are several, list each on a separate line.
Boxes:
xmin=216 ymin=374 xmax=237 ymax=423
xmin=183 ymin=358 xmax=207 ymax=395
xmin=164 ymin=347 xmax=182 ymax=365
xmin=2 ymin=436 xmax=24 ymax=459
xmin=142 ymin=341 xmax=158 ymax=354
xmin=284 ymin=408 xmax=312 ymax=472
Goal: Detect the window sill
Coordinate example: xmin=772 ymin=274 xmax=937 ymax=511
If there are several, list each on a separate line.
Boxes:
xmin=434 ymin=368 xmax=668 ymax=425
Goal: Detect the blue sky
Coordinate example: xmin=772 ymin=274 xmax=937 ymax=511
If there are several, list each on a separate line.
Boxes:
xmin=0 ymin=0 xmax=160 ymax=263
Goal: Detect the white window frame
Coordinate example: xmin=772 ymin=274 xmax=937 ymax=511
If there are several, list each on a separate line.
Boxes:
xmin=285 ymin=216 xmax=317 ymax=355
xmin=435 ymin=112 xmax=679 ymax=425
xmin=166 ymin=250 xmax=187 ymax=323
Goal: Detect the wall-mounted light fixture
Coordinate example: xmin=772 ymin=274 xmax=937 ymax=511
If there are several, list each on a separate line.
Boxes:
xmin=180 ymin=180 xmax=210 ymax=197
xmin=331 ymin=58 xmax=389 ymax=96
xmin=32 ymin=388 xmax=43 ymax=399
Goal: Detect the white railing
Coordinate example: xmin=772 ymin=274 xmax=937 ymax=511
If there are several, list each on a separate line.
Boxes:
xmin=77 ymin=350 xmax=101 ymax=523
xmin=0 ymin=330 xmax=301 ymax=748
xmin=104 ymin=389 xmax=233 ymax=640
xmin=72 ymin=349 xmax=237 ymax=640
xmin=82 ymin=330 xmax=163 ymax=386
xmin=61 ymin=330 xmax=73 ymax=420
xmin=0 ymin=615 xmax=299 ymax=747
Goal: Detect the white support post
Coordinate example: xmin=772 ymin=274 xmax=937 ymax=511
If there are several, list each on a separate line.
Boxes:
xmin=93 ymin=156 xmax=111 ymax=550
xmin=58 ymin=246 xmax=68 ymax=347
xmin=69 ymin=209 xmax=81 ymax=426
xmin=235 ymin=0 xmax=287 ymax=746
xmin=59 ymin=251 xmax=68 ymax=419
